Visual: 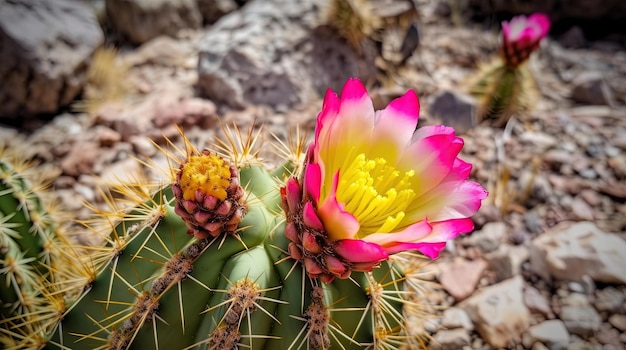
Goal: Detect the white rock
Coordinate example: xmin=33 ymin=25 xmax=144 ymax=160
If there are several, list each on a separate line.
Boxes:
xmin=460 ymin=276 xmax=530 ymax=348
xmin=440 ymin=307 xmax=474 ymax=331
xmin=430 ymin=328 xmax=471 ymax=350
xmin=528 ymin=320 xmax=570 ymax=347
xmin=529 ymin=222 xmax=626 ymax=284
xmin=485 ymin=244 xmax=529 ymax=282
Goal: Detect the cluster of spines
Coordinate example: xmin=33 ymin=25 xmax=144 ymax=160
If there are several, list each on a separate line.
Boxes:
xmin=0 ymin=144 xmax=84 ymax=349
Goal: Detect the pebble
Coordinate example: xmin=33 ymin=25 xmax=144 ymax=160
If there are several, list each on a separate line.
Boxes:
xmin=528 ymin=320 xmax=570 ymax=348
xmin=440 ymin=307 xmax=474 ymax=331
xmin=430 ymin=328 xmax=471 ymax=350
xmin=437 ymin=257 xmax=487 ymax=301
xmin=608 ymin=314 xmax=626 ymax=332
xmin=560 ymin=305 xmax=602 ymax=337
xmin=594 ymin=287 xmax=625 ymax=313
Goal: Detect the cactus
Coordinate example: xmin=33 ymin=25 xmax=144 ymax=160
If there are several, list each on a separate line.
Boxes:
xmin=467 ymin=13 xmax=550 ymax=127
xmin=0 ymin=143 xmax=82 ymax=349
xmin=467 ymin=58 xmax=539 ymax=127
xmin=2 ymin=77 xmax=487 ymax=349
xmin=0 ymin=128 xmax=428 ymax=350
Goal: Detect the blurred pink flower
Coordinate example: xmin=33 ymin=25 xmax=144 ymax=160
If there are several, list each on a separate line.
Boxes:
xmin=282 ymin=78 xmax=487 ymax=282
xmin=501 ymin=13 xmax=551 ymax=66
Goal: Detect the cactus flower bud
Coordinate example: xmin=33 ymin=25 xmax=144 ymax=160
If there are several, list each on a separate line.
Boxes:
xmin=282 ymin=78 xmax=487 ymax=282
xmin=174 ymin=150 xmax=247 ymax=239
xmin=501 ymin=13 xmax=551 ymax=67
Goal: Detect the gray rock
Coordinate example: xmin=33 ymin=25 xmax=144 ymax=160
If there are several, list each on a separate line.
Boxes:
xmin=485 ymin=245 xmax=529 ymax=282
xmin=428 ymin=90 xmax=477 ymax=134
xmin=523 ymin=286 xmax=553 ymax=318
xmin=594 ymin=287 xmax=625 ymax=313
xmin=464 ymin=221 xmax=506 ymax=253
xmin=529 ymin=222 xmax=626 ymax=284
xmin=560 ymin=305 xmax=601 ymax=337
xmin=105 ymin=0 xmax=202 ymax=45
xmin=196 ymin=0 xmax=377 ymax=109
xmin=528 ymin=320 xmax=570 ymax=349
xmin=571 ymin=71 xmax=615 ymax=106
xmin=430 ymin=328 xmax=471 ymax=350
xmin=0 ymin=0 xmax=103 ymax=118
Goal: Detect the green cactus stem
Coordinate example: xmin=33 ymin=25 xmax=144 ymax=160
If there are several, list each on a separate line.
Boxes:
xmin=468 ymin=57 xmax=539 ymax=127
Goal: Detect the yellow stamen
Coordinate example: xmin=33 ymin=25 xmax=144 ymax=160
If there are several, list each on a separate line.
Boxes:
xmin=337 ymin=153 xmax=415 ymax=236
xmin=178 ymin=153 xmax=231 ymax=201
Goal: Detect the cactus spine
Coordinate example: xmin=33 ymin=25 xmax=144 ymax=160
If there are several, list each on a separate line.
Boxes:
xmin=1 ymin=128 xmax=428 ymax=349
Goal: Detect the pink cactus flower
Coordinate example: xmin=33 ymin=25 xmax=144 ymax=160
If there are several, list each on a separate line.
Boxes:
xmin=501 ymin=13 xmax=551 ymax=66
xmin=282 ymin=78 xmax=487 ymax=282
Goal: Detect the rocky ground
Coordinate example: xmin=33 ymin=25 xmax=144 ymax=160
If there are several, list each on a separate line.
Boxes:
xmin=1 ymin=0 xmax=625 ymax=349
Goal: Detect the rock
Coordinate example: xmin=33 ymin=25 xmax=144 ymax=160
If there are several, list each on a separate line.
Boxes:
xmin=571 ymin=72 xmax=615 ymax=106
xmin=608 ymin=314 xmax=626 ymax=332
xmin=570 ymin=196 xmax=595 ymax=221
xmin=523 ymin=286 xmax=554 ymax=318
xmin=197 ymin=0 xmax=240 ymax=24
xmin=437 ymin=257 xmax=487 ymax=301
xmin=428 ymin=90 xmax=477 ymax=134
xmin=60 ymin=141 xmax=101 ymax=176
xmin=196 ymin=0 xmax=376 ymax=109
xmin=460 ymin=276 xmax=531 ymax=348
xmin=0 ymin=0 xmax=103 ymax=118
xmin=529 ymin=222 xmax=626 ymax=284
xmin=105 ymin=0 xmax=202 ymax=45
xmin=430 ymin=328 xmax=471 ymax=350
xmin=528 ymin=320 xmax=570 ymax=349
xmin=485 ymin=245 xmax=529 ymax=282
xmin=464 ymin=221 xmax=506 ymax=253
xmin=559 ymin=305 xmax=601 ymax=337
xmin=594 ymin=287 xmax=625 ymax=313
xmin=440 ymin=307 xmax=474 ymax=331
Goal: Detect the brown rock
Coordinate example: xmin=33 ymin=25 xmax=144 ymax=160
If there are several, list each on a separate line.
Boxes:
xmin=437 ymin=257 xmax=487 ymax=301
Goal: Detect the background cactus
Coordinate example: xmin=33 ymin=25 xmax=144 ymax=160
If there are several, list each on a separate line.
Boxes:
xmin=0 ymin=129 xmax=429 ymax=349
xmin=0 ymin=143 xmax=82 ymax=349
xmin=467 ymin=58 xmax=539 ymax=127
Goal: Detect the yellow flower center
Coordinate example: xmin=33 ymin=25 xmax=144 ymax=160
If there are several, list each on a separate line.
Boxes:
xmin=336 ymin=153 xmax=415 ymax=236
xmin=179 ymin=153 xmax=231 ymax=201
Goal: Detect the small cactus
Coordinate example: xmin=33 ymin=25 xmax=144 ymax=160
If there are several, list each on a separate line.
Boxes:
xmin=467 ymin=13 xmax=550 ymax=126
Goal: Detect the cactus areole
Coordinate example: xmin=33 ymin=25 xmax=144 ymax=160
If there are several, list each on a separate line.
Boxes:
xmin=2 ymin=78 xmax=487 ymax=350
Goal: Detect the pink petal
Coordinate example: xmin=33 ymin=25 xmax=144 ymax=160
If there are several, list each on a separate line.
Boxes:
xmin=304 ymin=162 xmax=322 ymax=202
xmin=318 ymin=170 xmax=360 ymax=240
xmin=285 ymin=178 xmax=302 ymax=212
xmin=384 ymin=241 xmax=447 ymax=259
xmin=426 ymin=181 xmax=488 ymax=222
xmin=315 ymin=88 xmax=340 ymax=143
xmin=314 ymin=78 xmax=375 ymax=173
xmin=371 ymin=90 xmax=420 ymax=154
xmin=334 ymin=239 xmax=388 ymax=263
xmin=414 ymin=218 xmax=475 ymax=243
xmin=363 ymin=220 xmax=433 ymax=247
xmin=399 ymin=132 xmax=464 ymax=196
xmin=528 ymin=13 xmax=551 ymax=36
xmin=303 ymin=202 xmax=324 ymax=230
